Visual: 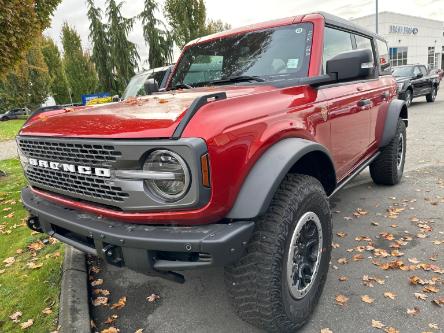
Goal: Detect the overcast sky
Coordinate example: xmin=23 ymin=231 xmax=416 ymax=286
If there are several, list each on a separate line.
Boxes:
xmin=45 ymin=0 xmax=444 ymax=67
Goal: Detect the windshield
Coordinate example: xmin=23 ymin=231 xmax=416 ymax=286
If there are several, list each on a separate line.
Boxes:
xmin=122 ymin=70 xmax=167 ymax=99
xmin=170 ymin=23 xmax=313 ymax=88
xmin=392 ymin=66 xmax=414 ymax=77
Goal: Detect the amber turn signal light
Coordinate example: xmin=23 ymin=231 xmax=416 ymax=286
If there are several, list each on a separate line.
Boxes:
xmin=201 ymin=154 xmax=211 ymax=187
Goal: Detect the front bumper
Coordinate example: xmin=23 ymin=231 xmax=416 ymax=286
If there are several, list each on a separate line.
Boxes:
xmin=22 ymin=187 xmax=254 ymax=277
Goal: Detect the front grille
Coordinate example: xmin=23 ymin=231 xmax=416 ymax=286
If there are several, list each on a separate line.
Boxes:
xmin=18 ymin=139 xmax=122 ymax=166
xmin=27 ymin=167 xmax=129 ymax=202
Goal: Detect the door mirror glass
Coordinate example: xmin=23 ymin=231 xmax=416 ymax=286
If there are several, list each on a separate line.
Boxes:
xmin=415 ymin=73 xmax=423 ymax=79
xmin=326 ymin=49 xmax=374 ymax=82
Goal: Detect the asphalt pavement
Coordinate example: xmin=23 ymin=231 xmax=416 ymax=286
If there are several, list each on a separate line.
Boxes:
xmin=89 ymin=93 xmax=444 ymax=333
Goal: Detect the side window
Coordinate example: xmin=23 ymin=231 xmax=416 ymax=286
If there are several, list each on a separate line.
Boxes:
xmin=413 ymin=66 xmax=421 ymax=77
xmin=376 ymin=39 xmax=391 ymax=75
xmin=323 ymin=27 xmax=353 ymax=73
xmin=419 ymin=66 xmax=428 ymax=76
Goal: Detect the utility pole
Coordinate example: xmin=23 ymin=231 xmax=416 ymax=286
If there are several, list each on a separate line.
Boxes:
xmin=375 ymin=0 xmax=379 ymax=34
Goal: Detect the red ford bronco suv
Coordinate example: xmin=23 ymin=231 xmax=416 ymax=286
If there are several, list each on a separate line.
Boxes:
xmin=18 ymin=12 xmax=407 ymax=332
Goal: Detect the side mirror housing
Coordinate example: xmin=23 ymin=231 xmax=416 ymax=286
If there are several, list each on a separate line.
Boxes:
xmin=326 ymin=49 xmax=374 ymax=82
xmin=415 ymin=73 xmax=423 ymax=79
xmin=112 ymin=95 xmax=120 ymax=102
xmin=144 ymin=79 xmax=159 ymax=95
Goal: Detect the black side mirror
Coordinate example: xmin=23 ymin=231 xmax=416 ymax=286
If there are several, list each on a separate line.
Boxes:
xmin=415 ymin=73 xmax=423 ymax=79
xmin=144 ymin=79 xmax=159 ymax=95
xmin=326 ymin=49 xmax=374 ymax=82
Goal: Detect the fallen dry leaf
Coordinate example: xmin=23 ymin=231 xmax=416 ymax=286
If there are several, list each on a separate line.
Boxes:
xmin=384 ymin=327 xmax=399 ymax=333
xmin=428 ymin=323 xmax=439 ymax=329
xmin=423 ymin=285 xmax=439 ymax=293
xmin=432 ymin=296 xmax=444 ymax=306
xmin=414 ymin=292 xmax=428 ymax=300
xmin=110 ymin=296 xmax=127 ymax=310
xmin=104 ymin=314 xmax=118 ymax=324
xmin=27 ymin=241 xmax=44 ymax=252
xmin=20 ymin=319 xmax=34 ymax=329
xmin=146 ymin=293 xmax=160 ymax=303
xmin=135 ymin=329 xmax=144 ymax=333
xmin=408 ymin=258 xmax=420 ymax=264
xmin=320 ymin=329 xmax=333 ymax=333
xmin=42 ymin=307 xmax=52 ymax=315
xmin=335 ymin=294 xmax=349 ymax=306
xmin=26 ymin=262 xmax=43 ymax=269
xmin=384 ymin=292 xmax=396 ymax=300
xmin=93 ymin=289 xmax=111 ymax=296
xmin=336 ymin=232 xmax=347 ymax=238
xmin=91 ymin=279 xmax=103 ymax=287
xmin=361 ymin=295 xmax=374 ymax=304
xmin=338 ymin=276 xmax=348 ymax=282
xmin=9 ymin=311 xmax=22 ymax=322
xmin=92 ymin=297 xmax=109 ymax=306
xmin=372 ymin=319 xmax=385 ymax=329
xmin=101 ymin=328 xmax=119 ymax=333
xmin=407 ymin=307 xmax=420 ymax=316
xmin=337 ymin=258 xmax=348 ymax=264
xmin=352 ymin=254 xmax=364 ymax=261
xmin=3 ymin=256 xmax=15 ymax=267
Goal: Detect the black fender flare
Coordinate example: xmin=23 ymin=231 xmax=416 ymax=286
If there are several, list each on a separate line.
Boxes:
xmin=226 ymin=138 xmax=335 ymax=219
xmin=380 ymin=99 xmax=408 ymax=148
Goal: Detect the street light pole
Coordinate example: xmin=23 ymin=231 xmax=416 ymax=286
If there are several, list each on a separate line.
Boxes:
xmin=375 ymin=0 xmax=379 ymax=34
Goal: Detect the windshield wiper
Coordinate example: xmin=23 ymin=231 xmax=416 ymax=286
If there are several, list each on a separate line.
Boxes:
xmin=208 ymin=75 xmax=265 ymax=85
xmin=171 ymin=83 xmax=193 ymax=90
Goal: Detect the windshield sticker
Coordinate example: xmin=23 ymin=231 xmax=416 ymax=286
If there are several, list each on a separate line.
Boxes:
xmin=295 ymin=28 xmax=304 ymax=34
xmin=287 ymin=58 xmax=299 ymax=69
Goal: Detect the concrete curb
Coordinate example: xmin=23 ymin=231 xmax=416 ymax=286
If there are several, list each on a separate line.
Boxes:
xmin=59 ymin=245 xmax=91 ymax=333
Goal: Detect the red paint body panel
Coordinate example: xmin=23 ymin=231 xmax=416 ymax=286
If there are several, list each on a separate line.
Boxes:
xmin=20 ymin=14 xmax=398 ymax=226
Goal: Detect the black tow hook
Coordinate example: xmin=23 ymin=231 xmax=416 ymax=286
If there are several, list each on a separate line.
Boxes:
xmin=27 ymin=216 xmax=43 ymax=233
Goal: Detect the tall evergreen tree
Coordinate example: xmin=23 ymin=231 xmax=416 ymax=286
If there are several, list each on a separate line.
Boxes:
xmin=42 ymin=37 xmax=70 ymax=104
xmin=106 ymin=0 xmax=139 ymax=93
xmin=164 ymin=0 xmax=207 ymax=48
xmin=139 ymin=0 xmax=173 ymax=68
xmin=61 ymin=23 xmax=98 ymax=103
xmin=87 ymin=0 xmax=115 ymax=93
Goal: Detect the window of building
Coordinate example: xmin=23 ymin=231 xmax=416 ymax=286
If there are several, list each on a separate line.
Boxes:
xmin=376 ymin=39 xmax=391 ymax=75
xmin=389 ymin=47 xmax=408 ymax=66
xmin=323 ymin=27 xmax=353 ymax=72
xmin=428 ymin=47 xmax=435 ymax=68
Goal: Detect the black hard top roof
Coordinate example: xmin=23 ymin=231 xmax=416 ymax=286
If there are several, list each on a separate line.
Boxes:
xmin=316 ymin=11 xmax=387 ymax=42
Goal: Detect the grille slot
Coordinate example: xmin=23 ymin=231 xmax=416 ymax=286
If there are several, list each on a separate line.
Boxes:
xmin=26 ymin=167 xmax=129 ymax=202
xmin=18 ymin=139 xmax=122 ymax=166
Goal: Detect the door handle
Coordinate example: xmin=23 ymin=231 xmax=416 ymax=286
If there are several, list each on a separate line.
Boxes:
xmin=357 ymin=99 xmax=372 ymax=107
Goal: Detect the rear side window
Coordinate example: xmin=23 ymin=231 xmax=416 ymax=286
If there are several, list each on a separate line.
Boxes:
xmin=376 ymin=39 xmax=391 ymax=75
xmin=323 ymin=27 xmax=353 ymax=72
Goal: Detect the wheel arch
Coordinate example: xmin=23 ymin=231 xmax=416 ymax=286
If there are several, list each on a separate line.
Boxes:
xmin=380 ymin=99 xmax=408 ymax=148
xmin=226 ymin=138 xmax=336 ymax=220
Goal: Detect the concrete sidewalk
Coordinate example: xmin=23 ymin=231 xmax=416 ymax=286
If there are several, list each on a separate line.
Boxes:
xmin=0 ymin=140 xmax=17 ymax=160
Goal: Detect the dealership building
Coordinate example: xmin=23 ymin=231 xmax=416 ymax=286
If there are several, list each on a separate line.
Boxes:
xmin=351 ymin=12 xmax=444 ymax=69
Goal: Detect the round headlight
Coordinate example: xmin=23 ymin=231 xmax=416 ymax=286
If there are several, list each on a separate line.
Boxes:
xmin=143 ymin=150 xmax=190 ymax=201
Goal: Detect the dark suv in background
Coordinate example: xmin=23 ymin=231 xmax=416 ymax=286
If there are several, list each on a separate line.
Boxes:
xmin=393 ymin=64 xmax=440 ymax=106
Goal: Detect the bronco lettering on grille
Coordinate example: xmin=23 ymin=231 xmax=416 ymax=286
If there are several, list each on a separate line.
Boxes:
xmin=28 ymin=158 xmax=111 ymax=178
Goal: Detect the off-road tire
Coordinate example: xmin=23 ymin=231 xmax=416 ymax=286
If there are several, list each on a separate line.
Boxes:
xmin=225 ymin=174 xmax=332 ymax=332
xmin=370 ymin=119 xmax=406 ymax=185
xmin=426 ymin=86 xmax=437 ymax=102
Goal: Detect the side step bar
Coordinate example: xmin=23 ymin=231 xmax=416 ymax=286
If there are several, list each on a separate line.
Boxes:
xmin=329 ymin=152 xmax=380 ymax=198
